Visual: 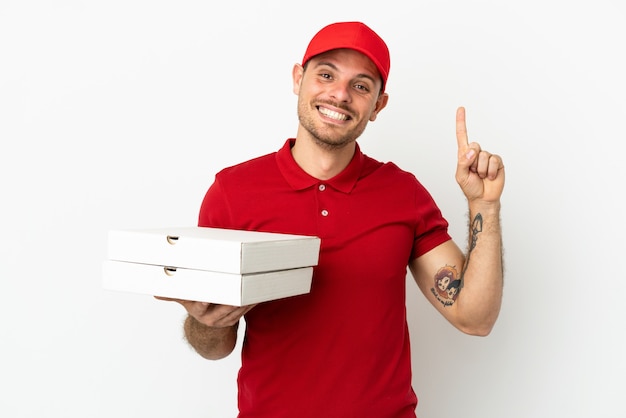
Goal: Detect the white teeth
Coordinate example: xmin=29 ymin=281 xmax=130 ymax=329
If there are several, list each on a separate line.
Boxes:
xmin=319 ymin=107 xmax=348 ymax=121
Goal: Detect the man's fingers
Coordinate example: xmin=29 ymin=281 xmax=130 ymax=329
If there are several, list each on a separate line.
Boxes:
xmin=154 ymin=295 xmax=184 ymax=302
xmin=154 ymin=295 xmax=256 ymax=327
xmin=456 ymin=106 xmax=469 ymax=149
xmin=198 ymin=304 xmax=256 ymax=328
xmin=469 ymin=151 xmax=504 ymax=179
xmin=154 ymin=295 xmax=211 ymax=315
xmin=486 ymin=154 xmax=504 ymax=180
xmin=474 ymin=149 xmax=492 ymax=176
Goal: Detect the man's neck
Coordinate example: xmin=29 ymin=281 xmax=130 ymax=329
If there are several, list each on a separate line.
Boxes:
xmin=291 ymin=132 xmax=356 ymax=180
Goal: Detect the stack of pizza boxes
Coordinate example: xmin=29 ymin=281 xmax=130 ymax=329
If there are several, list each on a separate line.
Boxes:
xmin=103 ymin=227 xmax=321 ymax=306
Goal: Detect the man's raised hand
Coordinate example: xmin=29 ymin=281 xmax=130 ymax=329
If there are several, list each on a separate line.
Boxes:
xmin=454 ymin=106 xmax=505 ymax=203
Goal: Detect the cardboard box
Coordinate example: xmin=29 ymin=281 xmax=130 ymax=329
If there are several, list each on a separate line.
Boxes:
xmin=102 ymin=227 xmax=321 ymax=305
xmin=102 ymin=260 xmax=313 ymax=306
xmin=107 ymin=227 xmax=321 ymax=274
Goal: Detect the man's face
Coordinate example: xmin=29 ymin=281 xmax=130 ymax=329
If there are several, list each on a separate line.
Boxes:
xmin=292 ymin=48 xmax=388 ymax=150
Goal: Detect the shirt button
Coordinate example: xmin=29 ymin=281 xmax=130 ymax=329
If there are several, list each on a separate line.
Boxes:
xmin=318 ymin=184 xmax=326 ymax=191
xmin=321 ymin=209 xmax=329 ymax=217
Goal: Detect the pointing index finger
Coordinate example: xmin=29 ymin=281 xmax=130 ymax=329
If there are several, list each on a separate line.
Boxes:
xmin=456 ymin=106 xmax=469 ymax=149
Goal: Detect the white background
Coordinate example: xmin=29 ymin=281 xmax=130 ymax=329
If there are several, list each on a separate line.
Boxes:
xmin=1 ymin=0 xmax=624 ymax=417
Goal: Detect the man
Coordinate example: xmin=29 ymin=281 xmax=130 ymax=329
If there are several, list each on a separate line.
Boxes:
xmin=158 ymin=21 xmax=505 ymax=417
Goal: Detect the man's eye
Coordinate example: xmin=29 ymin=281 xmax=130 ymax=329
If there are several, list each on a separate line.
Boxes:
xmin=320 ymin=73 xmax=331 ymax=79
xmin=355 ymin=84 xmax=369 ymax=92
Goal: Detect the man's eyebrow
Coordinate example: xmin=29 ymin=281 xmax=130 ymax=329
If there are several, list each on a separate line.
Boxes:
xmin=313 ymin=61 xmax=377 ymax=84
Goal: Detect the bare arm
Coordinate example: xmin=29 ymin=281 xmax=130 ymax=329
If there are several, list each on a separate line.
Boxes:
xmin=156 ymin=297 xmax=256 ymax=360
xmin=410 ymin=205 xmax=502 ymax=335
xmin=410 ymin=107 xmax=504 ymax=336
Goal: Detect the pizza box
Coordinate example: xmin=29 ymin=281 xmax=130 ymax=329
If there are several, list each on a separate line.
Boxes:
xmin=106 ymin=227 xmax=321 ymax=274
xmin=102 ymin=260 xmax=313 ymax=306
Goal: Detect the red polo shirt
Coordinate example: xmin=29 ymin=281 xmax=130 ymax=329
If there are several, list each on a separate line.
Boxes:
xmin=199 ymin=138 xmax=451 ymax=418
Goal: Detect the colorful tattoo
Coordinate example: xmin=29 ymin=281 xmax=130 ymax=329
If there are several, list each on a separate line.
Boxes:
xmin=431 ymin=265 xmax=461 ymax=306
xmin=430 ymin=213 xmax=483 ymax=307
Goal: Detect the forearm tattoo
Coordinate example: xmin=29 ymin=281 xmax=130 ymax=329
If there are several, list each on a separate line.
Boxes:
xmin=430 ymin=213 xmax=483 ymax=307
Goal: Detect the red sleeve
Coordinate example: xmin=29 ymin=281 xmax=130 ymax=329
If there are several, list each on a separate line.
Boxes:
xmin=410 ymin=180 xmax=452 ymax=259
xmin=197 ymin=175 xmax=233 ymax=228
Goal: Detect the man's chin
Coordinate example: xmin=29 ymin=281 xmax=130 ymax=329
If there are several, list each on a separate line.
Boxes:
xmin=313 ymin=136 xmax=355 ymax=150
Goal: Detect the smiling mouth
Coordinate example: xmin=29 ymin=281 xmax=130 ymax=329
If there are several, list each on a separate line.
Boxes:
xmin=318 ymin=106 xmax=350 ymax=121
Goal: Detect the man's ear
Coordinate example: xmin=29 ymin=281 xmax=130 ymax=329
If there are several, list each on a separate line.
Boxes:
xmin=292 ymin=63 xmax=304 ymax=95
xmin=369 ymin=92 xmax=389 ymax=122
